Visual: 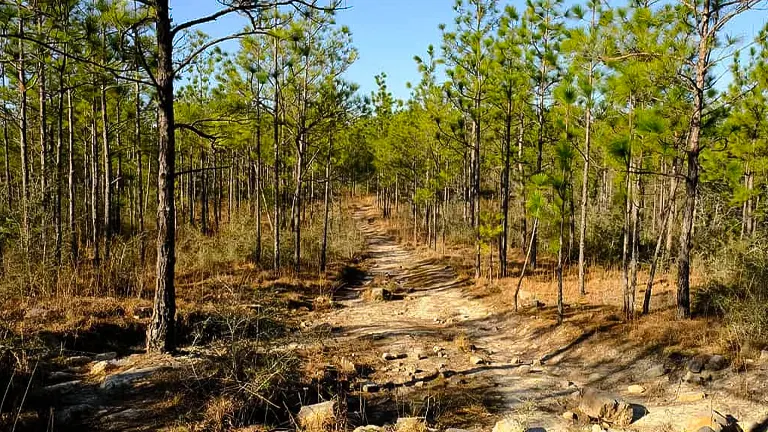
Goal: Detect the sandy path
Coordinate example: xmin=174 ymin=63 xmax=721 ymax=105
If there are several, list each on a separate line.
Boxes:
xmin=321 ymin=204 xmax=768 ymax=432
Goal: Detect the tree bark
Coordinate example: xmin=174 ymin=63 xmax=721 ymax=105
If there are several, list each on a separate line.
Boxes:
xmin=147 ymin=0 xmax=177 ymax=353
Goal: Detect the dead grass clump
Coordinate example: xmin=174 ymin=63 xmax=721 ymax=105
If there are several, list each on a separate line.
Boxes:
xmin=395 ymin=417 xmax=427 ymax=432
xmin=452 ymin=333 xmax=474 ymax=353
xmin=203 ymin=395 xmax=242 ymax=432
xmin=313 ymin=295 xmax=335 ymax=311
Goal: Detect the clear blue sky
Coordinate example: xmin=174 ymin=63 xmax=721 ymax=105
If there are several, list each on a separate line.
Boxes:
xmin=171 ymin=1 xmax=768 ymax=100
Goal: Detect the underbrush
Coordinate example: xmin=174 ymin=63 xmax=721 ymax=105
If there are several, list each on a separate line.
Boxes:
xmin=696 ymin=236 xmax=768 ymax=353
xmin=0 ymin=202 xmax=366 ymax=430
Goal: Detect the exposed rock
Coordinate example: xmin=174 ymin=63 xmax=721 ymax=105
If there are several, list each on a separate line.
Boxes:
xmin=297 ymin=401 xmax=336 ymax=430
xmin=578 ymin=388 xmax=633 ymax=426
xmin=45 ymin=380 xmax=82 ymax=394
xmin=644 ymin=364 xmax=667 ymax=379
xmin=362 ymin=382 xmax=379 ymax=393
xmin=100 ymin=366 xmax=167 ymax=391
xmin=48 ymin=371 xmax=77 ymax=381
xmin=469 ymin=355 xmax=485 ymax=365
xmin=94 ymin=352 xmax=117 ymax=362
xmin=90 ymin=360 xmax=119 ymax=375
xmin=705 ymin=355 xmax=728 ymax=371
xmin=64 ymin=356 xmax=92 ymax=367
xmin=56 ymin=403 xmax=95 ymax=424
xmin=516 ymin=365 xmax=531 ymax=374
xmin=492 ymin=418 xmax=525 ymax=432
xmin=627 ymin=384 xmax=646 ymax=394
xmin=510 ymin=357 xmax=521 ymax=365
xmin=102 ymin=408 xmax=148 ymax=423
xmin=684 ymin=370 xmax=714 ymax=384
xmin=688 ymin=354 xmax=710 ymax=373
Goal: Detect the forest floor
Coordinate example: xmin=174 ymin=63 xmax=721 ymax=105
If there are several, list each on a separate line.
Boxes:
xmin=310 ymin=202 xmax=768 ymax=432
xmin=4 ymin=200 xmax=768 ymax=431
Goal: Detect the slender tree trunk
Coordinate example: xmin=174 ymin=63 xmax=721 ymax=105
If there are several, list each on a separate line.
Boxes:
xmin=320 ymin=130 xmax=333 ymax=273
xmin=18 ymin=18 xmax=30 ymax=258
xmin=577 ymin=107 xmax=591 ymax=295
xmin=272 ymin=26 xmax=281 ymax=273
xmin=135 ymin=77 xmax=145 ymax=266
xmin=101 ymin=83 xmax=111 ymax=261
xmin=147 ymin=0 xmax=177 ymax=353
xmin=1 ymin=55 xmax=9 ymax=212
xmin=91 ymin=102 xmax=101 ymax=267
xmin=67 ymin=89 xmax=77 ymax=262
xmin=677 ymin=15 xmax=710 ymax=320
xmin=514 ymin=219 xmax=539 ymax=312
xmin=500 ymin=97 xmax=512 ymax=278
xmin=55 ymin=60 xmax=66 ymax=266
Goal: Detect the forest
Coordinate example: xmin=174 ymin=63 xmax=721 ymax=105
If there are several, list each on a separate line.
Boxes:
xmin=1 ymin=0 xmax=768 ymax=430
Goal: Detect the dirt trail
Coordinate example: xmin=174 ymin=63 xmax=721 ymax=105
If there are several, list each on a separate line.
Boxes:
xmin=322 ymin=204 xmax=768 ymax=431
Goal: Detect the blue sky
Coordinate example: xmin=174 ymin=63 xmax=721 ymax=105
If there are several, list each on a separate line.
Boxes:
xmin=171 ymin=0 xmax=768 ymax=100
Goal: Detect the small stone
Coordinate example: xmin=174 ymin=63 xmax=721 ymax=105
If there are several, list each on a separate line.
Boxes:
xmin=578 ymin=388 xmax=633 ymax=426
xmin=688 ymin=354 xmax=710 ymax=373
xmin=470 ymin=355 xmax=485 ymax=365
xmin=627 ymin=384 xmax=646 ymax=394
xmin=94 ymin=352 xmax=117 ymax=362
xmin=510 ymin=357 xmax=520 ymax=365
xmin=362 ymin=382 xmax=379 ymax=393
xmin=414 ymin=381 xmax=425 ymax=387
xmin=532 ymin=359 xmax=543 ymax=367
xmin=562 ymin=410 xmax=577 ymax=421
xmin=705 ymin=355 xmax=728 ymax=371
xmin=560 ymin=380 xmax=574 ymax=389
xmin=433 ymin=346 xmax=443 ymax=353
xmin=517 ymin=365 xmax=531 ymax=374
xmin=298 ymin=401 xmax=336 ymax=429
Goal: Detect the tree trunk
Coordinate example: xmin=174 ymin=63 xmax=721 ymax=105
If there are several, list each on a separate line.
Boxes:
xmin=18 ymin=18 xmax=30 ymax=257
xmin=90 ymin=103 xmax=101 ymax=267
xmin=147 ymin=0 xmax=177 ymax=353
xmin=514 ymin=219 xmax=539 ymax=312
xmin=272 ymin=29 xmax=281 ymax=273
xmin=320 ymin=130 xmax=332 ymax=273
xmin=101 ymin=83 xmax=112 ymax=261
xmin=578 ymin=105 xmax=591 ymax=295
